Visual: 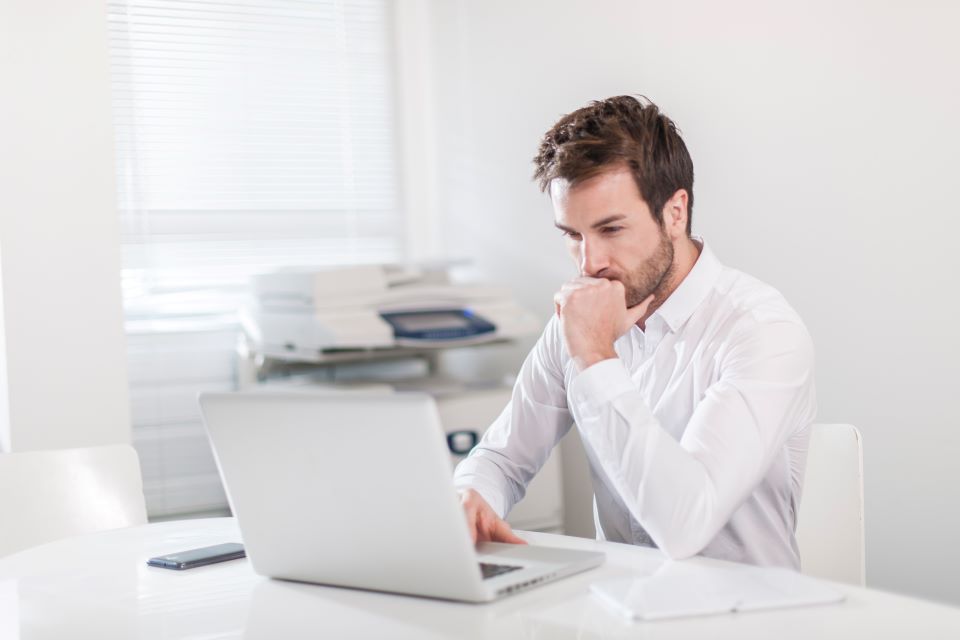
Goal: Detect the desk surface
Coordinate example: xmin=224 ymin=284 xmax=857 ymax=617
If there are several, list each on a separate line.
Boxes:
xmin=1 ymin=518 xmax=957 ymax=639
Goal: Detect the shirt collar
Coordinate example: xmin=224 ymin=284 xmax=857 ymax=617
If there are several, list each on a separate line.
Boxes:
xmin=652 ymin=237 xmax=723 ymax=333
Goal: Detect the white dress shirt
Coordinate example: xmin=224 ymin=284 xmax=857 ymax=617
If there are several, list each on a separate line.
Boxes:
xmin=453 ymin=240 xmax=816 ymax=568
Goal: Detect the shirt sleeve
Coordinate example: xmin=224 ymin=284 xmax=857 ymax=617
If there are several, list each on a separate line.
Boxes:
xmin=568 ymin=317 xmax=816 ymax=560
xmin=453 ymin=317 xmax=574 ymax=518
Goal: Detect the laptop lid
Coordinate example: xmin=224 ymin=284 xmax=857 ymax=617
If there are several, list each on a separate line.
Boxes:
xmin=199 ymin=391 xmax=488 ymax=601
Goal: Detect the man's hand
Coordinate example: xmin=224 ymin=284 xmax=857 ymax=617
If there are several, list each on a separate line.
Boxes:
xmin=459 ymin=489 xmax=527 ymax=545
xmin=553 ymin=277 xmax=655 ymax=371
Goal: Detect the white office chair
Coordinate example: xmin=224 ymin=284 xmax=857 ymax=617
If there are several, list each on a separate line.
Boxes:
xmin=796 ymin=423 xmax=865 ymax=586
xmin=0 ymin=444 xmax=148 ymax=557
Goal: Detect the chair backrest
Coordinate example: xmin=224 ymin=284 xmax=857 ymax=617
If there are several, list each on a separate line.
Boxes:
xmin=796 ymin=423 xmax=865 ymax=585
xmin=0 ymin=444 xmax=148 ymax=557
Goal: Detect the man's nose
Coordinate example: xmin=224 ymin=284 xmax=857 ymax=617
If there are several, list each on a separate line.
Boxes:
xmin=579 ymin=239 xmax=609 ymax=277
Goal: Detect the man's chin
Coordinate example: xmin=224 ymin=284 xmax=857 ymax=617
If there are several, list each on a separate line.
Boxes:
xmin=625 ymin=290 xmax=653 ymax=308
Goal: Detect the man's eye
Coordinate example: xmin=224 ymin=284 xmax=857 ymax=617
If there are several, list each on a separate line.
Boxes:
xmin=600 ymin=226 xmax=622 ymax=234
xmin=562 ymin=231 xmax=582 ymax=240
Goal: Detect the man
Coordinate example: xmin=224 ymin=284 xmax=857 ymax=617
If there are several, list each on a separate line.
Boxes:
xmin=453 ymin=95 xmax=816 ymax=569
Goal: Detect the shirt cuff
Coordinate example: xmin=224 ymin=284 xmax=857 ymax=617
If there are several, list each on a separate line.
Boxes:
xmin=453 ymin=459 xmax=509 ymax=518
xmin=568 ymin=357 xmax=636 ymax=418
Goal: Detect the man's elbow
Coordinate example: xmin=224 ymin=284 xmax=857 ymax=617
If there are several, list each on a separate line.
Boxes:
xmin=643 ymin=505 xmax=720 ymax=561
xmin=655 ymin=535 xmax=706 ymax=561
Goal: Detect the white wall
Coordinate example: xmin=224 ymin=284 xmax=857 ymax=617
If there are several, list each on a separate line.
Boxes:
xmin=420 ymin=0 xmax=960 ymax=604
xmin=0 ymin=1 xmax=131 ymax=451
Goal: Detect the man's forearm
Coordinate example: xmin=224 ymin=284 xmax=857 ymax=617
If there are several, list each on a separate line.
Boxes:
xmin=567 ymin=356 xmax=805 ymax=560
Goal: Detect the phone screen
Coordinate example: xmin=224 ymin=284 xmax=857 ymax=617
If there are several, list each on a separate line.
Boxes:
xmin=147 ymin=542 xmax=245 ymax=570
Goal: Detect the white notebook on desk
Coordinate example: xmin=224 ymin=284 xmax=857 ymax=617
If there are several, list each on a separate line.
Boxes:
xmin=590 ymin=562 xmax=845 ymax=621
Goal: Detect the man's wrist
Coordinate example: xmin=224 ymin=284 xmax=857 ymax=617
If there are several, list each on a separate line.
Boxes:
xmin=571 ymin=349 xmax=617 ymax=373
xmin=568 ymin=357 xmax=638 ymax=420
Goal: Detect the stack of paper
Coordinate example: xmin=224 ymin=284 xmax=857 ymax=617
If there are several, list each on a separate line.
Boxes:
xmin=590 ymin=561 xmax=845 ymax=621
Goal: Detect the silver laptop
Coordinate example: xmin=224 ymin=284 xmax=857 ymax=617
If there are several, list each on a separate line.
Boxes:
xmin=198 ymin=391 xmax=603 ymax=602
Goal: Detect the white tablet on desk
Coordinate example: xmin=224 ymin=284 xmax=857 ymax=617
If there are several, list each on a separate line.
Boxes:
xmin=591 ymin=561 xmax=845 ymax=621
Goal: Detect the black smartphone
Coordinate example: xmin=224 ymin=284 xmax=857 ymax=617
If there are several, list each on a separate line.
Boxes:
xmin=146 ymin=542 xmax=246 ymax=570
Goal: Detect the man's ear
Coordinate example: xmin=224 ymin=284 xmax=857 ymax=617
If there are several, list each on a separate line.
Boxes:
xmin=662 ymin=189 xmax=689 ymax=239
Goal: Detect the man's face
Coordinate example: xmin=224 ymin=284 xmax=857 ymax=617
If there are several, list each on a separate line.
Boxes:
xmin=551 ymin=166 xmax=675 ymax=308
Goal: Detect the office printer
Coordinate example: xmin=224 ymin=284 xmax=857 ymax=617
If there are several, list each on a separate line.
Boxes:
xmin=238 ymin=265 xmax=563 ymax=532
xmin=241 ymin=264 xmax=541 ymax=362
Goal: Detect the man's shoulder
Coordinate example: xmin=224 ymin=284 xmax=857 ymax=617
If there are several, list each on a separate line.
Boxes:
xmin=689 ymin=266 xmax=814 ymax=378
xmin=701 ymin=267 xmax=813 ymax=362
xmin=712 ymin=265 xmax=806 ymax=328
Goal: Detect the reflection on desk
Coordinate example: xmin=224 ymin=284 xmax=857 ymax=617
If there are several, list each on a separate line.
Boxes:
xmin=1 ymin=518 xmax=958 ymax=639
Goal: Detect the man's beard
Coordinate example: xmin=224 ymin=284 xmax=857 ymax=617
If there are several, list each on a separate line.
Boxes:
xmin=619 ymin=228 xmax=675 ymax=308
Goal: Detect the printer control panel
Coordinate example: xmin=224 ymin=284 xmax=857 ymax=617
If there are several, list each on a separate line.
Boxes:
xmin=379 ymin=309 xmax=496 ymax=344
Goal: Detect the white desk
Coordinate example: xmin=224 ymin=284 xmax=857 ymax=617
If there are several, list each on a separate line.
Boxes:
xmin=1 ymin=518 xmax=957 ymax=639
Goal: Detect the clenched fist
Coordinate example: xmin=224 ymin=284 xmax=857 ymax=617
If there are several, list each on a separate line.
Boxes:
xmin=553 ymin=277 xmax=654 ymax=371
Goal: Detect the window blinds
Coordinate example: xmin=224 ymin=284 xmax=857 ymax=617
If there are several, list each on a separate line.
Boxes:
xmin=107 ymin=0 xmax=402 ymax=517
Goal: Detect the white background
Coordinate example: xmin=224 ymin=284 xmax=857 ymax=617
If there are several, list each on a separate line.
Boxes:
xmin=415 ymin=0 xmax=960 ymax=605
xmin=0 ymin=0 xmax=130 ymax=452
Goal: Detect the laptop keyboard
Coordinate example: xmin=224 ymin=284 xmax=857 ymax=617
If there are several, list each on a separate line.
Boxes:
xmin=480 ymin=562 xmax=522 ymax=580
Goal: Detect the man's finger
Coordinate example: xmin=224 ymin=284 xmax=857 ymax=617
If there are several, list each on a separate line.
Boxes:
xmin=553 ymin=291 xmax=565 ymax=314
xmin=468 ymin=513 xmax=479 ymax=544
xmin=562 ymin=277 xmax=599 ymax=293
xmin=555 ymin=276 xmax=603 ymax=311
xmin=625 ymin=294 xmax=655 ymax=326
xmin=462 ymin=500 xmax=479 ymax=544
xmin=491 ymin=518 xmax=527 ymax=545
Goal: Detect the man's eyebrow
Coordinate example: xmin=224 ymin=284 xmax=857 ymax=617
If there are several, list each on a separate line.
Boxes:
xmin=591 ymin=215 xmax=626 ymax=229
xmin=554 ymin=215 xmax=627 ymax=233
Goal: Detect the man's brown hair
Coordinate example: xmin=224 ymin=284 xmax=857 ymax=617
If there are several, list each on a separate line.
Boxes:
xmin=533 ymin=95 xmax=694 ymax=234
